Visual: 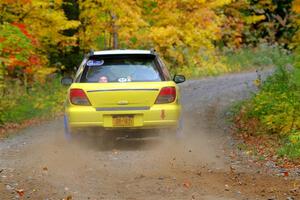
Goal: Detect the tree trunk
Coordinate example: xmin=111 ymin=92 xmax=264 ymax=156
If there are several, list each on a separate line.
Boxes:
xmin=113 ymin=28 xmax=118 ymax=49
xmin=110 ymin=12 xmax=118 ymax=49
xmin=0 ymin=59 xmax=5 ymax=97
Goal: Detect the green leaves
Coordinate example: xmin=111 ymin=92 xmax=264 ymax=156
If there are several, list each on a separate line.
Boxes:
xmin=0 ymin=23 xmax=33 ymax=94
xmin=221 ymin=0 xmax=299 ymax=49
xmin=0 ymin=77 xmax=66 ymax=125
xmin=233 ymin=48 xmax=299 ymax=160
xmin=248 ymin=65 xmax=300 ymax=136
xmin=0 ymin=23 xmax=33 ymax=56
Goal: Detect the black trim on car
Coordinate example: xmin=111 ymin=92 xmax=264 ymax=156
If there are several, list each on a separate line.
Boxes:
xmin=87 ymin=89 xmax=159 ymax=93
xmin=79 ymin=54 xmax=166 ymax=83
xmin=96 ymin=106 xmax=150 ymax=111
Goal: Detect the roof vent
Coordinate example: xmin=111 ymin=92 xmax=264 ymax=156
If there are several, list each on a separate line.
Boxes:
xmin=89 ymin=49 xmax=95 ymax=56
xmin=150 ymin=48 xmax=156 ymax=54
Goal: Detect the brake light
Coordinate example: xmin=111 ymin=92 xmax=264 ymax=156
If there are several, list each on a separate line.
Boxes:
xmin=155 ymin=87 xmax=176 ymax=104
xmin=69 ymin=89 xmax=91 ymax=106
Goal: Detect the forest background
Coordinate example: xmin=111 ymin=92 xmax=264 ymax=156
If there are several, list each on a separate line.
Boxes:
xmin=0 ymin=0 xmax=299 ymax=160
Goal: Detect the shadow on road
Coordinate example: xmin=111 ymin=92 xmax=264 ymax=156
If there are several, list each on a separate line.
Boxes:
xmin=71 ymin=129 xmax=168 ymax=151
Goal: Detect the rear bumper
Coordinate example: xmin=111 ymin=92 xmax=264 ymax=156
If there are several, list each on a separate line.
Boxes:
xmin=65 ymin=104 xmax=180 ymax=129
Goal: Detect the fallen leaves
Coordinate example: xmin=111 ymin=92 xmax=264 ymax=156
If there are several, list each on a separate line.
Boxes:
xmin=183 ymin=180 xmax=192 ymax=189
xmin=112 ymin=149 xmax=119 ymax=155
xmin=0 ymin=117 xmax=61 ymax=140
xmin=283 ymin=171 xmax=289 ymax=177
xmin=231 ymin=131 xmax=300 ymax=172
xmin=16 ymin=189 xmax=25 ymax=197
xmin=224 ymin=184 xmax=230 ymax=191
xmin=62 ymin=195 xmax=72 ymax=200
xmin=42 ymin=167 xmax=48 ymax=171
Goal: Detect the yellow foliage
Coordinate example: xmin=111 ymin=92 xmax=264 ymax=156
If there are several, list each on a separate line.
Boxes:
xmin=0 ymin=0 xmax=80 ymax=49
xmin=293 ymin=0 xmax=300 ymax=13
xmin=244 ymin=15 xmax=266 ymax=24
xmin=78 ymin=0 xmax=231 ymax=71
xmin=35 ymin=67 xmax=57 ymax=83
xmin=78 ymin=0 xmax=146 ymax=50
xmin=253 ymin=79 xmax=261 ymax=87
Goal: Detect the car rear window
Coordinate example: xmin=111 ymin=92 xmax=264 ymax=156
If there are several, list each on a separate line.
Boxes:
xmin=80 ymin=55 xmax=163 ymax=83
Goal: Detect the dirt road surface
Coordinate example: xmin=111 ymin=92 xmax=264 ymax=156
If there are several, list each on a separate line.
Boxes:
xmin=0 ymin=71 xmax=299 ymax=200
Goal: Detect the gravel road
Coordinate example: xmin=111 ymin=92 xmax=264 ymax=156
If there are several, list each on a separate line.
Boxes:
xmin=0 ymin=71 xmax=299 ymax=200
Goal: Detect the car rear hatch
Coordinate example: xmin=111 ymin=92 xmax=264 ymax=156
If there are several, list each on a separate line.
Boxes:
xmin=71 ymin=82 xmax=173 ymax=110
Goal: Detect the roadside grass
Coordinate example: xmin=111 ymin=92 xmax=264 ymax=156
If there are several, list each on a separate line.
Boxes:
xmin=277 ymin=65 xmax=300 ymax=160
xmin=0 ymin=77 xmax=66 ymax=133
xmin=174 ymin=44 xmax=289 ymax=78
xmin=223 ymin=44 xmax=292 ymax=71
xmin=232 ymin=47 xmax=300 ymax=162
xmin=278 ymin=141 xmax=300 ymax=160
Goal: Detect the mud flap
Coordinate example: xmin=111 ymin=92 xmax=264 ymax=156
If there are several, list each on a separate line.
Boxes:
xmin=63 ymin=115 xmax=72 ymax=141
xmin=176 ymin=117 xmax=184 ymax=138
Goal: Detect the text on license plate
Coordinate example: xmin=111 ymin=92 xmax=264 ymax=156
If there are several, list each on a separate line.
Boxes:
xmin=112 ymin=115 xmax=134 ymax=127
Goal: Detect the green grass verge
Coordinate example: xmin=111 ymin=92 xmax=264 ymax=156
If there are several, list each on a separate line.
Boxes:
xmin=0 ymin=77 xmax=66 ymax=125
xmin=232 ymin=47 xmax=300 ymax=160
xmin=173 ymin=44 xmax=292 ymax=78
xmin=224 ymin=44 xmax=293 ymax=71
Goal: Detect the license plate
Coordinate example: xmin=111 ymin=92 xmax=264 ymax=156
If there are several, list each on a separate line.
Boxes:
xmin=112 ymin=115 xmax=134 ymax=127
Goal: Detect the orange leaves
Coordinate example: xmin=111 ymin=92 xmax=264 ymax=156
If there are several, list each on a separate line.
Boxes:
xmin=28 ymin=55 xmax=41 ymax=66
xmin=0 ymin=23 xmax=43 ymax=83
xmin=183 ymin=179 xmax=192 ymax=189
xmin=2 ymin=0 xmax=80 ymax=56
xmin=6 ymin=54 xmax=41 ymax=75
xmin=16 ymin=189 xmax=25 ymax=197
xmin=11 ymin=22 xmax=38 ymax=46
xmin=0 ymin=0 xmax=70 ymax=86
xmin=292 ymin=0 xmax=300 ymax=13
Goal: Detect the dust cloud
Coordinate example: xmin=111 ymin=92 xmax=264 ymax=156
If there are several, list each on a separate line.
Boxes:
xmin=15 ymin=105 xmax=228 ymax=197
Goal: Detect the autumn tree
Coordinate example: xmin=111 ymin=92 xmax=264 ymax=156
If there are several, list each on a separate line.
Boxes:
xmin=0 ymin=23 xmax=36 ymax=95
xmin=78 ymin=0 xmax=233 ymax=74
xmin=78 ymin=0 xmax=146 ymax=50
xmin=221 ymin=0 xmax=299 ymax=48
xmin=59 ymin=0 xmax=82 ymax=71
xmin=0 ymin=0 xmax=80 ymax=65
xmin=139 ymin=0 xmax=229 ymax=68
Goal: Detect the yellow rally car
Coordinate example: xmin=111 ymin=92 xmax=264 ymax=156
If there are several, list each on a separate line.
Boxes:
xmin=61 ymin=50 xmax=185 ymax=138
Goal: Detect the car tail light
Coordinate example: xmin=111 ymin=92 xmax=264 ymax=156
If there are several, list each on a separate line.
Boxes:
xmin=69 ymin=89 xmax=91 ymax=106
xmin=155 ymin=87 xmax=176 ymax=104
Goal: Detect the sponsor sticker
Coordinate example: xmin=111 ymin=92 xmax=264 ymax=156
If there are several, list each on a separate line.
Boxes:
xmin=87 ymin=60 xmax=104 ymax=67
xmin=118 ymin=77 xmax=128 ymax=83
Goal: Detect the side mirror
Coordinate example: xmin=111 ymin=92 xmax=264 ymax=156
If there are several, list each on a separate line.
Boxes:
xmin=61 ymin=77 xmax=73 ymax=86
xmin=173 ymin=75 xmax=185 ymax=84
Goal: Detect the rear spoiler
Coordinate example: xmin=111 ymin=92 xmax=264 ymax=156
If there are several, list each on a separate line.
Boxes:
xmin=86 ymin=49 xmax=157 ymax=57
